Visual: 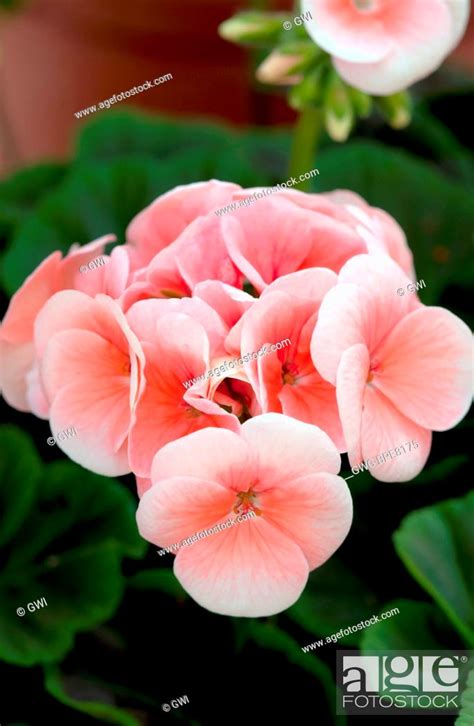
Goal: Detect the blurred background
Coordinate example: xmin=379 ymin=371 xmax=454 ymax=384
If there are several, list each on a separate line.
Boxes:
xmin=0 ymin=1 xmax=473 ymax=725
xmin=1 ymin=0 xmax=474 ymax=173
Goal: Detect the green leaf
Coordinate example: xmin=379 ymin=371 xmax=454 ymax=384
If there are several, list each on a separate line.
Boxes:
xmin=0 ymin=162 xmax=67 ymax=241
xmin=0 ymin=0 xmax=25 ymax=11
xmin=457 ymin=668 xmax=474 ymax=726
xmin=406 ymin=107 xmax=474 ymax=186
xmin=1 ymin=115 xmax=292 ymax=295
xmin=0 ymin=432 xmax=145 ymax=666
xmin=0 ymin=426 xmax=41 ymax=548
xmin=360 ymin=599 xmax=448 ymax=651
xmin=1 ymin=153 xmax=211 ymax=295
xmin=127 ymin=569 xmax=187 ymax=599
xmin=0 ymin=545 xmax=123 ymax=666
xmin=5 ymin=460 xmax=145 ymax=567
xmin=77 ymin=111 xmax=289 ymax=186
xmin=394 ymin=491 xmax=474 ymax=647
xmin=44 ymin=665 xmax=141 ymax=726
xmin=409 ymin=455 xmax=469 ymax=486
xmin=211 ymin=131 xmax=289 ymax=188
xmin=314 ymin=141 xmax=474 ymax=304
xmin=246 ymin=620 xmax=344 ymax=723
xmin=286 ymin=557 xmax=379 ymax=646
xmin=75 ymin=111 xmax=233 ymax=164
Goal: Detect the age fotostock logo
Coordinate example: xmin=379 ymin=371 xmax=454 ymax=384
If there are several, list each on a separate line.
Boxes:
xmin=336 ymin=650 xmax=472 ymax=716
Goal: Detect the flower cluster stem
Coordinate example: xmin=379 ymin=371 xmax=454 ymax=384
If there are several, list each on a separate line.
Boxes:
xmin=289 ymin=106 xmax=324 ymax=191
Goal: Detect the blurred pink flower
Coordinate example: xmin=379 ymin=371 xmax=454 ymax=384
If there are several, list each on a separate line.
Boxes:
xmin=311 ymin=254 xmax=473 ymax=481
xmin=136 ymin=414 xmax=353 ymax=616
xmin=302 ymin=0 xmax=470 ymax=95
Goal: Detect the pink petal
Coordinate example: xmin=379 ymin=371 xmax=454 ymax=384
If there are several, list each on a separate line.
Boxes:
xmin=136 ymin=476 xmax=152 ymax=498
xmin=128 ymin=317 xmax=240 ymax=477
xmin=365 ymin=209 xmax=415 ymax=278
xmin=127 ymin=180 xmax=241 ymax=266
xmin=261 ymin=472 xmax=352 ymax=569
xmin=262 ymin=267 xmax=338 ymax=302
xmin=119 ymin=281 xmax=158 ymax=312
xmin=49 ymin=385 xmax=131 ymax=475
xmin=175 ymin=216 xmax=243 ymax=291
xmin=241 ymin=413 xmax=341 ymax=486
xmin=174 ymin=515 xmax=309 ymax=616
xmin=359 ymin=386 xmax=432 ymax=482
xmin=239 ymin=290 xmax=307 ymax=399
xmin=145 ymin=245 xmax=191 ymax=298
xmin=338 ymin=254 xmax=419 ymax=319
xmin=311 ymin=283 xmax=370 ymax=384
xmin=41 ymin=328 xmax=132 ymax=457
xmin=312 ymin=254 xmax=419 ymax=384
xmin=126 ymin=297 xmax=227 ymax=355
xmin=36 ymin=292 xmax=144 ymax=408
xmin=34 ymin=290 xmax=102 ymax=358
xmin=61 ymin=234 xmax=114 ymax=290
xmin=1 ymin=252 xmax=62 ymax=344
xmin=223 ymin=198 xmax=363 ymax=291
xmin=333 ymin=0 xmax=454 ymax=94
xmin=136 ymin=475 xmax=235 ymax=548
xmin=193 ymin=281 xmax=255 ymax=331
xmin=0 ymin=339 xmax=34 ymax=411
xmin=447 ymin=0 xmax=470 ymax=50
xmin=278 ymin=372 xmax=345 ymax=451
xmin=303 ymin=0 xmax=393 ymax=63
xmin=150 ymin=427 xmax=248 ymax=491
xmin=26 ymin=362 xmax=50 ymax=419
xmin=375 ymin=307 xmax=473 ymax=430
xmin=336 ymin=343 xmax=370 ymax=464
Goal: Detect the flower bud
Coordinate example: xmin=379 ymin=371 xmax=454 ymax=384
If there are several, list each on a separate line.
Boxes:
xmin=256 ymin=50 xmax=304 ymax=86
xmin=349 ymin=87 xmax=373 ymax=119
xmin=378 ymin=91 xmax=412 ymax=129
xmin=288 ymin=65 xmax=326 ymax=111
xmin=219 ymin=11 xmax=287 ymax=45
xmin=323 ymin=70 xmax=354 ymax=142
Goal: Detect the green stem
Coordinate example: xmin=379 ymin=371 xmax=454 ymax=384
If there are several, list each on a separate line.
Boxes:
xmin=289 ymin=106 xmax=324 ymax=191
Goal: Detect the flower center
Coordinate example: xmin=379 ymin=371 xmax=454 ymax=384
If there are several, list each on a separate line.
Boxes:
xmin=367 ymin=357 xmax=380 ymax=383
xmin=160 ymin=288 xmax=185 ymax=299
xmin=183 ymin=405 xmax=202 ymax=419
xmin=353 ymin=0 xmax=375 ymax=10
xmin=282 ymin=361 xmax=299 ymax=386
xmin=233 ymin=486 xmax=262 ymax=516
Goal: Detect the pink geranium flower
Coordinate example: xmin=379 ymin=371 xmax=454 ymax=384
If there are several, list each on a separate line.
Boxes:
xmin=0 ymin=235 xmax=114 ymax=412
xmin=303 ymin=0 xmax=470 ymax=95
xmin=311 ymin=255 xmax=473 ymax=481
xmin=221 ymin=195 xmax=365 ymax=293
xmin=227 ymin=268 xmax=345 ymax=449
xmin=136 ymin=414 xmax=353 ymax=616
xmin=126 ymin=180 xmax=241 ymax=267
xmin=278 ymin=189 xmax=415 ymax=278
xmin=126 ymin=298 xmax=241 ymax=481
xmin=125 ymin=182 xmax=413 ymax=302
xmin=35 ymin=291 xmax=145 ymax=475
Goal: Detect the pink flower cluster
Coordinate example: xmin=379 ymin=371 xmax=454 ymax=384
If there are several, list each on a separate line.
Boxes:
xmin=1 ymin=180 xmax=472 ymax=616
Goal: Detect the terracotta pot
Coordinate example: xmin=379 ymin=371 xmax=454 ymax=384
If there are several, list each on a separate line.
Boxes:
xmin=0 ymin=0 xmax=294 ymax=174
